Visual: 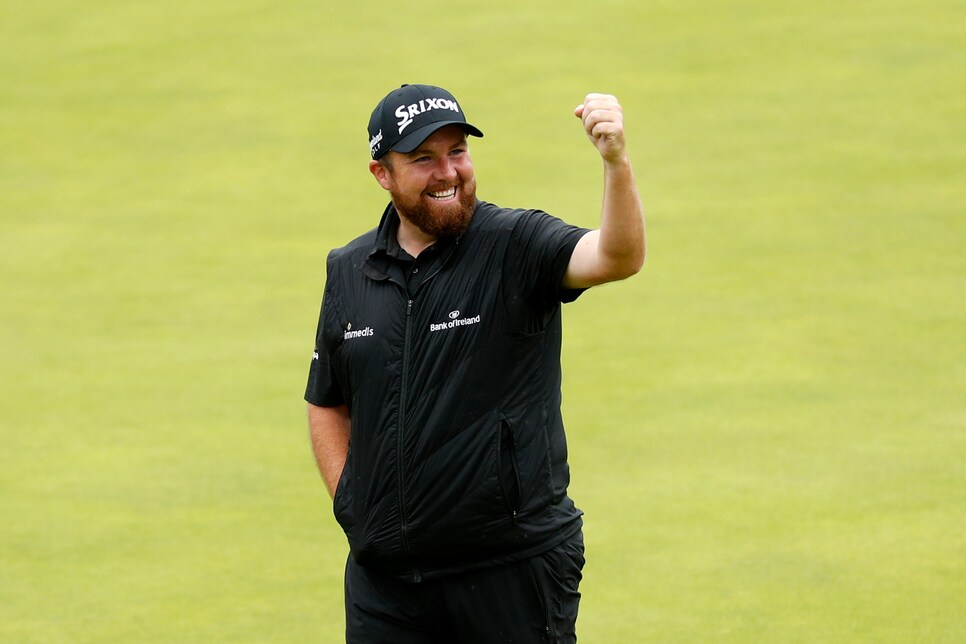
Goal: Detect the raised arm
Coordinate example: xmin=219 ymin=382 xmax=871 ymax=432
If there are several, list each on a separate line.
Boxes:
xmin=563 ymin=93 xmax=646 ymax=289
xmin=307 ymin=402 xmax=351 ymax=499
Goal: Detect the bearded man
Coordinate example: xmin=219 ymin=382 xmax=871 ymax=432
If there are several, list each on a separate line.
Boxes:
xmin=305 ymin=83 xmax=645 ymax=644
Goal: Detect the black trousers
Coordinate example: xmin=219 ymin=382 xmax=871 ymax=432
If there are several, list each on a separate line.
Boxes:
xmin=344 ymin=532 xmax=585 ymax=644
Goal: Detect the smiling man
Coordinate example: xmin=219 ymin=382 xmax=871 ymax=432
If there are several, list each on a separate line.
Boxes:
xmin=306 ymin=84 xmax=645 ymax=643
xmin=369 ymin=122 xmax=478 ymax=249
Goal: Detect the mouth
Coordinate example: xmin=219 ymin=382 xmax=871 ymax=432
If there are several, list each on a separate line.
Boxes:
xmin=427 ymin=186 xmax=457 ymax=201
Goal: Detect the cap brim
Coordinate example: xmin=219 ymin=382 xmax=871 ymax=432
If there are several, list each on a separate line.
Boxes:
xmin=391 ymin=121 xmax=484 ymax=155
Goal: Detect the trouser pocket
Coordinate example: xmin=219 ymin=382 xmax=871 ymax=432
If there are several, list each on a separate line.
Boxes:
xmin=525 ymin=532 xmax=585 ymax=644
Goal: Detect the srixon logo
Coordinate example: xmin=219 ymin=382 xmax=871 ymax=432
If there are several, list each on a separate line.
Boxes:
xmin=395 ymin=98 xmax=461 ymax=134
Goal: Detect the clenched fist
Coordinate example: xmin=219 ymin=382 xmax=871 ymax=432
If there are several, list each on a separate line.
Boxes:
xmin=574 ymin=93 xmax=627 ymax=165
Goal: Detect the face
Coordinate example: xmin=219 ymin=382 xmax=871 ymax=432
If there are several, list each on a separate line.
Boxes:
xmin=370 ymin=125 xmax=477 ymax=238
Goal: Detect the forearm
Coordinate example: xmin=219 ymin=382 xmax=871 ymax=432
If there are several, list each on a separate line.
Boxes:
xmin=307 ymin=403 xmax=351 ymax=498
xmin=598 ymin=155 xmax=646 ymax=276
xmin=564 ymin=94 xmax=646 ymax=289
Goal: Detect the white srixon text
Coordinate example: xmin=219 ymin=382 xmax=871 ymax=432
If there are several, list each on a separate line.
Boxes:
xmin=395 ymin=98 xmax=461 ymax=134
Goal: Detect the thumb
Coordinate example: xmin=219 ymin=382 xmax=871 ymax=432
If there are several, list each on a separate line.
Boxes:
xmin=574 ymin=104 xmax=585 ymax=118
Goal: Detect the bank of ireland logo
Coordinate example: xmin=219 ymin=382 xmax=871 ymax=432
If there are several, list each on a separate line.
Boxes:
xmin=431 ymin=310 xmax=481 ymax=333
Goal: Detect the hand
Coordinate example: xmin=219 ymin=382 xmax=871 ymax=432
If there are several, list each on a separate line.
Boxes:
xmin=574 ymin=93 xmax=627 ymax=164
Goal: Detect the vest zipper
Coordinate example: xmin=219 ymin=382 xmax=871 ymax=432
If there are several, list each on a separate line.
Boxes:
xmin=397 ymin=298 xmax=421 ymax=582
xmin=395 ymin=256 xmax=449 ymax=583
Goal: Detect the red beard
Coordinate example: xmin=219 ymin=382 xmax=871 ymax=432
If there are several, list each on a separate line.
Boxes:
xmin=391 ymin=177 xmax=477 ymax=238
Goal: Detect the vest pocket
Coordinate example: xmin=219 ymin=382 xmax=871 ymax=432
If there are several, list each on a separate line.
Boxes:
xmin=498 ymin=416 xmax=522 ymax=522
xmin=332 ymin=459 xmax=355 ymax=535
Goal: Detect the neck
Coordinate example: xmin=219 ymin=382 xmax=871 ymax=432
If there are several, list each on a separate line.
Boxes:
xmin=396 ymin=215 xmax=437 ymax=258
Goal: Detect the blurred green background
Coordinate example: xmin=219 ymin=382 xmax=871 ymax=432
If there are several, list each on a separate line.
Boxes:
xmin=1 ymin=0 xmax=963 ymax=641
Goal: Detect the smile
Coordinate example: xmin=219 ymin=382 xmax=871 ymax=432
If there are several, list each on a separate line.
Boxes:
xmin=428 ymin=187 xmax=457 ymax=200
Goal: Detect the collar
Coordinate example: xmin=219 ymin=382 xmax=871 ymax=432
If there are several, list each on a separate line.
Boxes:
xmin=369 ymin=202 xmax=463 ymax=262
xmin=371 ymin=202 xmax=405 ymax=259
xmin=361 ymin=201 xmax=469 ymax=283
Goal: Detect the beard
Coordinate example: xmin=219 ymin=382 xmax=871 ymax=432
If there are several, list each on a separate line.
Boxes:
xmin=391 ymin=177 xmax=477 ymax=239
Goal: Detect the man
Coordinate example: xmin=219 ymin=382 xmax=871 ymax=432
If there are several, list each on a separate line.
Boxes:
xmin=305 ymin=83 xmax=644 ymax=643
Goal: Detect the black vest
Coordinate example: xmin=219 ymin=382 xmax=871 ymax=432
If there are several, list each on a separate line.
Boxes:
xmin=307 ymin=200 xmax=588 ymax=582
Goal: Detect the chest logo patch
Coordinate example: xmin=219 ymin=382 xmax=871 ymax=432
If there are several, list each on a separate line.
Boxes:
xmin=430 ymin=311 xmax=482 ymax=333
xmin=343 ymin=322 xmax=374 ymax=340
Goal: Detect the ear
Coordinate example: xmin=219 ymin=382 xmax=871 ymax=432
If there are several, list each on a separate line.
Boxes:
xmin=369 ymin=159 xmax=393 ymax=191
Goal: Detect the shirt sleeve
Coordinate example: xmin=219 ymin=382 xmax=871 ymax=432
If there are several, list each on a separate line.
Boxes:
xmin=304 ymin=342 xmax=345 ymax=407
xmin=506 ymin=210 xmax=591 ymax=304
xmin=304 ymin=273 xmax=347 ymax=407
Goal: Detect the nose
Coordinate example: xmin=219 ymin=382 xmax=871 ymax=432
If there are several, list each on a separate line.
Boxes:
xmin=433 ymin=156 xmax=457 ymax=180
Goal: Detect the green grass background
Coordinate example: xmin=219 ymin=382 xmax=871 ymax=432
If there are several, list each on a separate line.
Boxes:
xmin=2 ymin=0 xmax=964 ymax=641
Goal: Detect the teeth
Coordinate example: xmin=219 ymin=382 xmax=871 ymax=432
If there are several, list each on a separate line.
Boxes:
xmin=429 ymin=187 xmax=457 ymax=199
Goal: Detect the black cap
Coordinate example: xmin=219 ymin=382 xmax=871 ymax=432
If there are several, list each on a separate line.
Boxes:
xmin=367 ymin=84 xmax=483 ymax=160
